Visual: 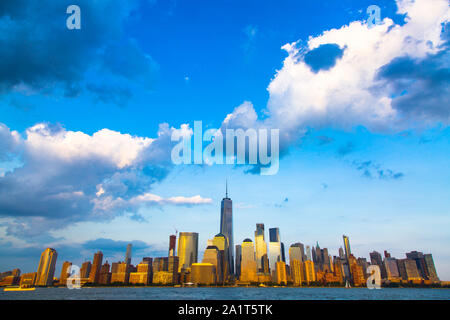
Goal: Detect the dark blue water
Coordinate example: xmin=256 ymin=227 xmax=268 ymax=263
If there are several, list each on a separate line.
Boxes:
xmin=1 ymin=287 xmax=449 ymax=300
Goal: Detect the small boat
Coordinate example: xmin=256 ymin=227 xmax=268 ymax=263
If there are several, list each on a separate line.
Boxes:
xmin=3 ymin=286 xmax=36 ymax=292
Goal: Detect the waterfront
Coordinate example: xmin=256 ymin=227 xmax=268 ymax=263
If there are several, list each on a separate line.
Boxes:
xmin=1 ymin=287 xmax=449 ymax=300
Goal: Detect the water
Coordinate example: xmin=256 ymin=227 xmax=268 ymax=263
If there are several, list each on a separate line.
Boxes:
xmin=1 ymin=287 xmax=449 ymax=300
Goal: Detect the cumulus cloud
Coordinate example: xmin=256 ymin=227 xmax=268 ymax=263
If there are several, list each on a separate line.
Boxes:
xmin=225 ymin=0 xmax=449 ymax=143
xmin=0 ymin=122 xmax=211 ymax=239
xmin=220 ymin=0 xmax=449 ymax=173
xmin=0 ymin=0 xmax=157 ymax=105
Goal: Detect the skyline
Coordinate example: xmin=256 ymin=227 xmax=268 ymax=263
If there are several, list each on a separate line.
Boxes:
xmin=0 ymin=187 xmax=444 ymax=286
xmin=0 ymin=0 xmax=449 ymax=282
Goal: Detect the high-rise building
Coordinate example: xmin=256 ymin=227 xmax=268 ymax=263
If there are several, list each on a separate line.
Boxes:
xmin=303 ymin=260 xmax=316 ymax=284
xmin=169 ymin=235 xmax=177 ymax=257
xmin=338 ymin=247 xmax=345 ymax=260
xmin=289 ymin=243 xmax=304 ymax=264
xmin=306 ymin=245 xmax=312 ymax=261
xmin=239 ymin=239 xmax=258 ymax=283
xmin=211 ymin=233 xmax=229 ymax=283
xmin=384 ymin=257 xmax=400 ymax=281
xmin=235 ymin=244 xmax=242 ymax=279
xmin=125 ymin=244 xmax=132 ymax=265
xmin=202 ymin=245 xmax=221 ymax=283
xmin=275 ymin=261 xmax=287 ymax=285
xmin=178 ymin=232 xmax=199 ymax=272
xmin=59 ymin=261 xmax=72 ymax=286
xmin=370 ymin=251 xmax=383 ymax=266
xmin=397 ymin=259 xmax=421 ymax=281
xmin=99 ymin=261 xmax=111 ymax=285
xmin=35 ymin=248 xmax=58 ymax=286
xmin=254 ymin=224 xmax=269 ymax=274
xmin=191 ymin=263 xmax=215 ymax=285
xmin=89 ymin=251 xmax=103 ymax=284
xmin=424 ymin=254 xmax=439 ymax=282
xmin=290 ymin=259 xmax=304 ymax=286
xmin=343 ymin=235 xmax=351 ymax=262
xmin=220 ymin=182 xmax=234 ymax=276
xmin=80 ymin=261 xmax=92 ymax=278
xmin=280 ymin=243 xmax=286 ymax=263
xmin=268 ymin=227 xmax=281 ymax=275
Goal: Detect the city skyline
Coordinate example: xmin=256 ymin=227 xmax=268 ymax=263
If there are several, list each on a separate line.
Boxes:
xmin=0 ymin=188 xmax=444 ymax=287
xmin=0 ymin=0 xmax=449 ymax=283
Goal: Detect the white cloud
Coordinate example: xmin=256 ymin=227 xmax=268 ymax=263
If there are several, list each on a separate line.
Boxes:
xmin=266 ymin=0 xmax=449 ymax=133
xmin=25 ymin=123 xmax=153 ymax=169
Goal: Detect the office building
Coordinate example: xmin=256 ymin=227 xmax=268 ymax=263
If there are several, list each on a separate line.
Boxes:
xmin=220 ymin=182 xmax=234 ymax=276
xmin=178 ymin=232 xmax=199 ymax=272
xmin=125 ymin=244 xmax=132 ymax=265
xmin=35 ymin=248 xmax=58 ymax=286
xmin=254 ymin=224 xmax=269 ymax=274
xmin=239 ymin=239 xmax=258 ymax=283
xmin=89 ymin=251 xmax=103 ymax=284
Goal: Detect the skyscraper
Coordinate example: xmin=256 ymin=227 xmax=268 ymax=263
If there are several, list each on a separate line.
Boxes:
xmin=343 ymin=235 xmax=351 ymax=262
xmin=177 ymin=232 xmax=199 ymax=272
xmin=424 ymin=254 xmax=439 ymax=282
xmin=240 ymin=239 xmax=258 ymax=283
xmin=268 ymin=227 xmax=281 ymax=274
xmin=125 ymin=244 xmax=132 ymax=265
xmin=220 ymin=182 xmax=234 ymax=275
xmin=169 ymin=234 xmax=177 ymax=257
xmin=35 ymin=248 xmax=58 ymax=286
xmin=235 ymin=244 xmax=242 ymax=279
xmin=59 ymin=261 xmax=72 ymax=286
xmin=254 ymin=224 xmax=269 ymax=274
xmin=89 ymin=251 xmax=103 ymax=284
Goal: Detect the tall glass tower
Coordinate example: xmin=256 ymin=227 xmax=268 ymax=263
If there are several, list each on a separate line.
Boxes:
xmin=125 ymin=243 xmax=132 ymax=265
xmin=220 ymin=181 xmax=234 ymax=276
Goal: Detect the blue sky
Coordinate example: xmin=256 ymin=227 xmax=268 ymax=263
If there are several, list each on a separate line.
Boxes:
xmin=0 ymin=0 xmax=449 ymax=280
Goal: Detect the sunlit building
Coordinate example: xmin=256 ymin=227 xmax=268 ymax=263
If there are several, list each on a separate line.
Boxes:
xmin=19 ymin=272 xmax=37 ymax=288
xmin=424 ymin=254 xmax=439 ymax=282
xmin=129 ymin=261 xmax=152 ymax=285
xmin=275 ymin=261 xmax=287 ymax=285
xmin=191 ymin=263 xmax=215 ymax=285
xmin=268 ymin=228 xmax=281 ymax=276
xmin=397 ymin=259 xmax=421 ymax=282
xmin=290 ymin=259 xmax=304 ymax=286
xmin=211 ymin=233 xmax=229 ymax=283
xmin=89 ymin=251 xmax=103 ymax=284
xmin=254 ymin=224 xmax=269 ymax=274
xmin=99 ymin=261 xmax=111 ymax=285
xmin=303 ymin=260 xmax=316 ymax=284
xmin=59 ymin=261 xmax=72 ymax=286
xmin=202 ymin=245 xmax=221 ymax=284
xmin=35 ymin=248 xmax=57 ymax=286
xmin=178 ymin=232 xmax=199 ymax=272
xmin=239 ymin=239 xmax=258 ymax=283
xmin=111 ymin=262 xmax=130 ymax=284
xmin=169 ymin=234 xmax=177 ymax=257
xmin=384 ymin=257 xmax=401 ymax=281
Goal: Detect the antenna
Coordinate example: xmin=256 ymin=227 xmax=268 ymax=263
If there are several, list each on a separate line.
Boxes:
xmin=226 ymin=179 xmax=228 ymax=198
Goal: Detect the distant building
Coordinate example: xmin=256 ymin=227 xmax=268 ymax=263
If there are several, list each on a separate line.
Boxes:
xmin=20 ymin=272 xmax=37 ymax=288
xmin=268 ymin=228 xmax=281 ymax=277
xmin=235 ymin=245 xmax=242 ymax=280
xmin=111 ymin=262 xmax=130 ymax=284
xmin=254 ymin=224 xmax=269 ymax=274
xmin=169 ymin=235 xmax=177 ymax=257
xmin=303 ymin=260 xmax=316 ymax=284
xmin=397 ymin=259 xmax=421 ymax=281
xmin=191 ymin=263 xmax=215 ymax=285
xmin=59 ymin=261 xmax=72 ymax=286
xmin=290 ymin=259 xmax=304 ymax=286
xmin=89 ymin=251 xmax=103 ymax=284
xmin=424 ymin=254 xmax=439 ymax=282
xmin=275 ymin=261 xmax=287 ymax=285
xmin=125 ymin=244 xmax=132 ymax=265
xmin=129 ymin=262 xmax=152 ymax=285
xmin=384 ymin=258 xmax=401 ymax=281
xmin=220 ymin=183 xmax=234 ymax=276
xmin=99 ymin=261 xmax=111 ymax=285
xmin=239 ymin=239 xmax=258 ymax=283
xmin=177 ymin=232 xmax=198 ymax=272
xmin=35 ymin=248 xmax=57 ymax=286
xmin=80 ymin=261 xmax=92 ymax=279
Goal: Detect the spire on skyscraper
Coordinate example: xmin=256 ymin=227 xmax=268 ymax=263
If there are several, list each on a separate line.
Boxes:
xmin=226 ymin=179 xmax=228 ymax=198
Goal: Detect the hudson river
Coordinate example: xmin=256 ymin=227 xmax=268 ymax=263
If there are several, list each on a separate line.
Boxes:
xmin=1 ymin=287 xmax=450 ymax=300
